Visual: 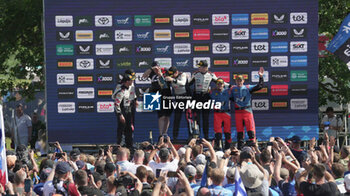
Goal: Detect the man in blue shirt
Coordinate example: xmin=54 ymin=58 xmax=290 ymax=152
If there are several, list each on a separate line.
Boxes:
xmin=208 ymin=168 xmax=234 ymax=195
xmin=184 ymin=165 xmax=200 ymax=195
xmin=223 ymin=167 xmax=236 ymax=194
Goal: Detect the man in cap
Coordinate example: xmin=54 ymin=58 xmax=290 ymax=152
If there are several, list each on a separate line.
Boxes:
xmin=184 ymin=165 xmax=200 ymax=195
xmin=164 ymin=66 xmax=190 ymax=140
xmin=114 ymin=73 xmax=137 ymax=149
xmin=43 ymin=162 xmax=79 ymax=196
xmin=230 ymin=67 xmax=264 ymax=149
xmin=70 ymin=148 xmax=80 ymax=162
xmin=143 ymin=61 xmax=173 ymax=135
xmin=188 ymin=60 xmax=223 ymax=140
xmin=223 ymin=167 xmax=236 ymax=193
xmin=210 ymin=78 xmax=232 ymax=150
xmin=289 ymin=135 xmax=306 ymax=164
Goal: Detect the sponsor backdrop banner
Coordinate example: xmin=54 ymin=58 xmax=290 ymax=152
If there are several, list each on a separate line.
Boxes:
xmin=44 ymin=0 xmax=319 ymax=144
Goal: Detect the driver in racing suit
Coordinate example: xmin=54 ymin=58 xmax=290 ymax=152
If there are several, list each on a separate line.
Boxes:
xmin=210 ymin=78 xmax=232 ymax=150
xmin=230 ymin=67 xmax=264 ymax=149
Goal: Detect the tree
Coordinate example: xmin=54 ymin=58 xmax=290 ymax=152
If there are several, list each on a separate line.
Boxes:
xmin=0 ymin=0 xmax=44 ymax=101
xmin=319 ymin=0 xmax=350 ymax=106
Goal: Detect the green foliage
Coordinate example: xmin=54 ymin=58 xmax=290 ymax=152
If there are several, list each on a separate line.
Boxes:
xmin=0 ymin=0 xmax=44 ymax=101
xmin=319 ymin=0 xmax=350 ymax=105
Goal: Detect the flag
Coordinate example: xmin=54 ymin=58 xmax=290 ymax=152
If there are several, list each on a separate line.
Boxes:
xmin=234 ymin=167 xmax=247 ymax=196
xmin=200 ymin=164 xmax=208 ymax=187
xmin=0 ymin=105 xmax=8 ymax=186
xmin=327 ymin=14 xmax=350 ymax=66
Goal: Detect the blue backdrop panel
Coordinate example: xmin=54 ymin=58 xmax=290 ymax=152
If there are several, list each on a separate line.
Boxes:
xmin=44 ymin=0 xmax=319 ymax=144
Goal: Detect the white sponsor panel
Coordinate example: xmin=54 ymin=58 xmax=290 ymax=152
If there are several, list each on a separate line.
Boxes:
xmin=290 ymin=12 xmax=308 ymax=24
xmin=290 ymin=41 xmax=308 ymax=53
xmin=77 ymin=87 xmax=95 ymax=99
xmin=97 ymin=102 xmax=114 ymax=113
xmin=252 ymin=99 xmax=269 ymax=111
xmin=232 ymin=28 xmax=249 ymax=40
xmin=76 ymin=59 xmax=94 ymax=70
xmin=55 ymin=16 xmax=73 ymax=27
xmin=193 ymin=57 xmax=211 ymax=68
xmin=95 ymin=15 xmax=113 ymax=26
xmin=251 ymin=42 xmax=269 ymax=53
xmin=75 ymin=30 xmax=93 ymax=42
xmin=173 ymin=43 xmax=191 ymax=54
xmin=57 ymin=73 xmax=74 ymax=85
xmin=212 ymin=43 xmax=230 ymax=54
xmin=212 ymin=14 xmax=229 ymax=25
xmin=173 ymin=15 xmax=191 ymax=26
xmin=270 ymin=56 xmax=288 ymax=67
xmin=154 ymin=58 xmax=172 ymax=68
xmin=135 ymin=73 xmax=152 ymax=84
xmin=96 ymin=44 xmax=113 ymax=55
xmin=154 ymin=29 xmax=171 ymax=41
xmin=58 ymin=102 xmax=75 ymax=113
xmin=290 ymin=99 xmax=308 ymax=110
xmin=251 ymin=71 xmax=269 ymax=82
xmin=115 ymin=30 xmax=132 ymax=41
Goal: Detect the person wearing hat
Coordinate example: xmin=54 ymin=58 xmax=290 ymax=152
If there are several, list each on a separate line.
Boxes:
xmin=112 ymin=69 xmax=137 ymax=142
xmin=230 ymin=67 xmax=264 ymax=149
xmin=184 ymin=165 xmax=200 ymax=195
xmin=43 ymin=162 xmax=80 ymax=196
xmin=188 ymin=60 xmax=223 ymax=140
xmin=210 ymin=78 xmax=232 ymax=150
xmin=114 ymin=73 xmax=137 ymax=148
xmin=143 ymin=61 xmax=173 ymax=135
xmin=289 ymin=135 xmax=307 ymax=164
xmin=164 ymin=66 xmax=191 ymax=140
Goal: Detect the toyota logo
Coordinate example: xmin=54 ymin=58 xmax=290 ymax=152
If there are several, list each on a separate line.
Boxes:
xmin=216 ymin=44 xmax=226 ymax=52
xmin=98 ymin=17 xmax=110 ymax=25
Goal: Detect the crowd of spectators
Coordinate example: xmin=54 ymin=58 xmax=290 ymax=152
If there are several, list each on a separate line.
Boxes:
xmin=2 ymin=133 xmax=350 ymax=196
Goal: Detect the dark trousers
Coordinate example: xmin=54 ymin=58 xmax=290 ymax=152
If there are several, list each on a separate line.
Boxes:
xmin=173 ymin=95 xmax=190 ymax=140
xmin=116 ymin=110 xmax=133 ymax=148
xmin=193 ymin=93 xmax=210 ymax=140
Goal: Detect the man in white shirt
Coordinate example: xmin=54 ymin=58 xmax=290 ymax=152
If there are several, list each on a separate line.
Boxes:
xmin=321 ymin=107 xmax=343 ymax=139
xmin=13 ymin=104 xmax=32 ymax=147
xmin=116 ymin=147 xmax=134 ymax=173
xmin=131 ymin=150 xmax=152 ymax=174
xmin=148 ymin=136 xmax=180 ymax=174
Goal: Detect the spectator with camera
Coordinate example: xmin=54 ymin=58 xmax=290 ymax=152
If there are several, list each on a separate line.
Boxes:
xmin=43 ymin=161 xmax=79 ymax=196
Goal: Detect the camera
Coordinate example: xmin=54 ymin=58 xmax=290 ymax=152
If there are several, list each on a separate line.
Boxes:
xmin=114 ymin=175 xmax=135 ymax=189
xmin=56 ymin=153 xmax=62 ymax=159
xmin=162 ymin=134 xmax=168 ymax=143
xmin=196 ymin=138 xmax=202 ymax=145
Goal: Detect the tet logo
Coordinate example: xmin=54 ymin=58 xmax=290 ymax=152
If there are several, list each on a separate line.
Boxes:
xmin=143 ymin=92 xmax=161 ymax=111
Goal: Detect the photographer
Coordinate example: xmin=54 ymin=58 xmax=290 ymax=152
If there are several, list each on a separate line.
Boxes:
xmin=43 ymin=161 xmax=79 ymax=196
